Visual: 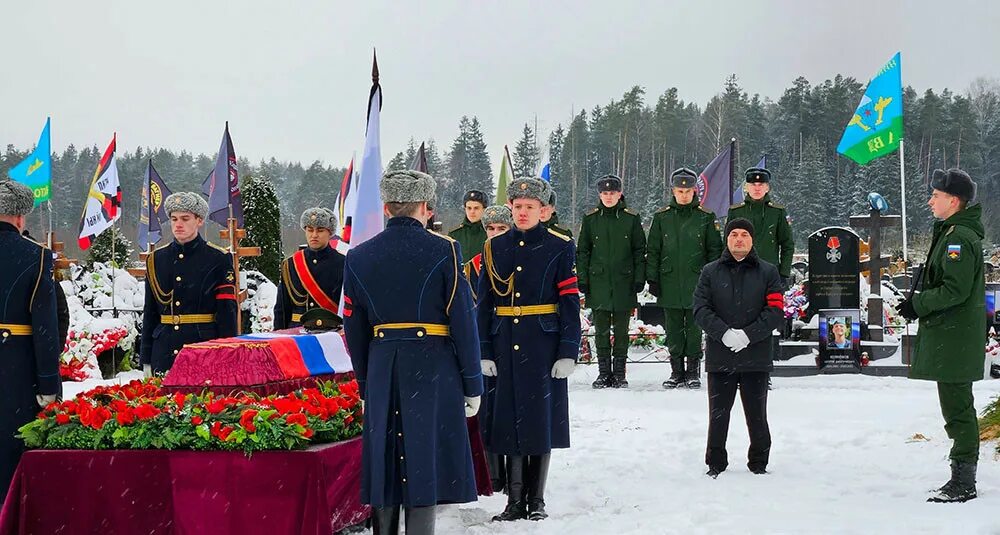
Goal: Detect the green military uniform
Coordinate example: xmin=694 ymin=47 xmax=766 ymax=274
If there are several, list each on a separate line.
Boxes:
xmin=900 ymin=168 xmax=985 ymax=503
xmin=727 ymin=170 xmax=794 ymax=280
xmin=577 ymin=177 xmax=645 ymax=388
xmin=646 ymin=169 xmax=723 ymax=388
xmin=448 ymin=218 xmax=487 ymax=262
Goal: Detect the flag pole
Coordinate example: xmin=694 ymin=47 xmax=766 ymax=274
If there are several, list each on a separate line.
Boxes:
xmin=110 ymin=220 xmax=118 ymax=319
xmin=729 ymin=138 xmax=737 ymax=211
xmin=899 ymin=138 xmax=908 ymax=263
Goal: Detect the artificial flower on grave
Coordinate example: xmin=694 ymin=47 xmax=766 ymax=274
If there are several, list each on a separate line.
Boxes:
xmin=783 ymin=283 xmax=808 ymax=320
xmin=60 ymin=325 xmax=133 ymax=382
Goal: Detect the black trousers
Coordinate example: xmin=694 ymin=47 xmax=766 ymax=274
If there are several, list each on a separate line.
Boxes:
xmin=705 ymin=371 xmax=771 ymax=471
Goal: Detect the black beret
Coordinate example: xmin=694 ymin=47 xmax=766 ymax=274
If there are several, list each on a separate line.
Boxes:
xmin=930 ymin=168 xmax=976 ymax=203
xmin=597 ymin=175 xmax=623 ymax=192
xmin=745 ymin=167 xmax=771 ymax=184
xmin=670 ymin=168 xmax=698 ymax=189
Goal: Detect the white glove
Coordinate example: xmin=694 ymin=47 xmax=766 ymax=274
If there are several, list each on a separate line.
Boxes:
xmin=36 ymin=394 xmax=58 ymax=408
xmin=551 ymin=358 xmax=576 ymax=379
xmin=143 ymin=364 xmax=153 ymax=379
xmin=733 ymin=329 xmax=751 ymax=352
xmin=464 ymin=396 xmax=481 ymax=417
xmin=481 ymin=360 xmax=497 ymax=377
xmin=721 ymin=329 xmax=742 ymax=350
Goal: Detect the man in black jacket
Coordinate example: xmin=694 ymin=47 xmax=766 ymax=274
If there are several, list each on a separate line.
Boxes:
xmin=693 ymin=218 xmax=784 ymax=478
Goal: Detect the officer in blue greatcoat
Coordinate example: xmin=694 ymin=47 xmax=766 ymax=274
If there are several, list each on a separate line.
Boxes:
xmin=478 ymin=177 xmax=581 ymax=522
xmin=274 ymin=207 xmax=346 ymax=329
xmin=0 ymin=181 xmax=61 ymax=501
xmin=140 ymin=192 xmax=238 ymax=376
xmin=343 ymin=169 xmax=483 ymax=535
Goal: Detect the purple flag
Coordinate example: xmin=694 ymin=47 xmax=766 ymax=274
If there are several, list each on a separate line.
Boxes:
xmin=698 ymin=141 xmax=734 ymax=219
xmin=138 ymin=160 xmax=173 ymax=249
xmin=204 ymin=122 xmax=243 ymax=227
xmin=409 ymin=142 xmax=428 ymax=172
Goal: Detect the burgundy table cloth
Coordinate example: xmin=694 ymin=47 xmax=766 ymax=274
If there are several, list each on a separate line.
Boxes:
xmin=0 ymin=438 xmax=369 ymax=535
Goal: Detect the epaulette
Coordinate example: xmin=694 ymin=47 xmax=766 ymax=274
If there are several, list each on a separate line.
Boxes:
xmin=429 ymin=230 xmax=457 ymax=243
xmin=207 ymin=242 xmax=230 ymax=253
xmin=767 ymin=201 xmax=785 ymax=210
xmin=730 ymin=203 xmax=745 ymax=209
xmin=946 ymin=226 xmax=956 ymax=236
xmin=656 ymin=206 xmax=672 ymax=214
xmin=698 ymin=206 xmax=713 ymax=214
xmin=21 ymin=236 xmax=48 ymax=250
xmin=586 ymin=208 xmax=599 ymax=215
xmin=624 ymin=208 xmax=638 ymax=216
xmin=547 ymin=228 xmax=572 ymax=242
xmin=448 ymin=224 xmax=464 ymax=233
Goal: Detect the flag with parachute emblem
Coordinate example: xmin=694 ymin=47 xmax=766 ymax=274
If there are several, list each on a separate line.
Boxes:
xmin=77 ymin=134 xmax=122 ymax=250
xmin=837 ymin=52 xmax=903 ymax=165
xmin=7 ymin=118 xmax=52 ymax=206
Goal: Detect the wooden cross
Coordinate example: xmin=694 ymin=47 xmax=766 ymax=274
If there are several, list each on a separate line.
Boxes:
xmin=220 ymin=217 xmax=261 ymax=335
xmin=849 ymin=209 xmax=902 ymax=340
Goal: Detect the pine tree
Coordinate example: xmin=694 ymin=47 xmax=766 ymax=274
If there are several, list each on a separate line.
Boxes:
xmin=240 ymin=174 xmax=283 ymax=284
xmin=512 ymin=123 xmax=540 ymax=177
xmin=87 ymin=228 xmax=135 ymax=268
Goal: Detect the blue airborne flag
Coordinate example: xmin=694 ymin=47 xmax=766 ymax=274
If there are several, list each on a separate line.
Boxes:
xmin=7 ymin=118 xmax=52 ymax=205
xmin=837 ymin=52 xmax=903 ymax=165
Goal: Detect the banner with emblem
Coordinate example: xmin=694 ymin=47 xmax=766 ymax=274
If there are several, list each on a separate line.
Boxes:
xmin=202 ymin=121 xmax=244 ymax=228
xmin=77 ymin=134 xmax=122 ymax=250
xmin=7 ymin=117 xmax=52 ymax=206
xmin=837 ymin=52 xmax=903 ymax=165
xmin=698 ymin=140 xmax=734 ymax=219
xmin=138 ymin=159 xmax=173 ymax=250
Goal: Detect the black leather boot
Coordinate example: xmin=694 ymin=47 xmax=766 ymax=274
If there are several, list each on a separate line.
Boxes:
xmin=488 ymin=452 xmax=506 ymax=493
xmin=403 ymin=505 xmax=436 ymax=535
xmin=612 ymin=356 xmax=628 ymax=388
xmin=592 ymin=355 xmax=613 ymax=388
xmin=492 ymin=455 xmax=527 ymax=521
xmin=525 ymin=453 xmax=551 ymax=521
xmin=685 ymin=357 xmax=701 ymax=389
xmin=663 ymin=358 xmax=685 ymax=389
xmin=928 ymin=460 xmax=977 ymax=503
xmin=372 ymin=506 xmax=400 ymax=535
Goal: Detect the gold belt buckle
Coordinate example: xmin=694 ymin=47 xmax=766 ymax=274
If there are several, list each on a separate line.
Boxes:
xmin=512 ymin=306 xmax=522 ymax=317
xmin=172 ymin=315 xmax=181 ymax=325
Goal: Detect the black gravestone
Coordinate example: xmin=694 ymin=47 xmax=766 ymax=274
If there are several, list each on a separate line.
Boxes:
xmin=807 ymin=227 xmax=861 ymax=319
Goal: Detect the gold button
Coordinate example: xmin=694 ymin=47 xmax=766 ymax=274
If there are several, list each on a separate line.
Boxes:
xmin=516 ymin=266 xmax=522 ymax=272
xmin=173 ymin=350 xmax=179 ymax=355
xmin=514 ymin=344 xmax=520 ymax=351
xmin=312 ymin=259 xmax=317 ymax=264
xmin=515 ymin=292 xmax=521 ymax=298
xmin=402 ymin=478 xmax=407 ymax=483
xmin=178 ymin=253 xmax=184 ymax=259
xmin=175 ymin=276 xmax=182 ymax=282
xmin=175 ymin=301 xmax=181 ymax=306
xmin=398 ymin=432 xmax=402 ymax=437
xmin=174 ymin=325 xmax=180 ymax=331
xmin=400 ymin=456 xmax=404 ymax=460
xmin=417 ymin=331 xmax=424 ymax=337
xmin=513 ymin=318 xmax=519 ymax=324
xmin=310 ymin=302 xmax=315 ymax=307
xmin=378 ymin=332 xmax=385 ymax=338
xmin=1 ymin=332 xmax=8 ymax=338
xmin=395 ymin=411 xmax=399 ymax=415
xmin=519 ymin=241 xmax=525 ymax=246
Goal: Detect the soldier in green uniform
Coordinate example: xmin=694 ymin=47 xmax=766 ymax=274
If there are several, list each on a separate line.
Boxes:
xmin=727 ymin=168 xmax=794 ymax=286
xmin=540 ymin=188 xmax=574 ymax=240
xmin=896 ymin=168 xmax=985 ymax=503
xmin=577 ymin=175 xmax=646 ymax=388
xmin=448 ymin=190 xmax=489 ymax=262
xmin=646 ymin=168 xmax=723 ymax=389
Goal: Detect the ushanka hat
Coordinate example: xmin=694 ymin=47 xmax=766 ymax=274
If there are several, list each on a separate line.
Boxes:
xmin=507 ymin=177 xmax=550 ymax=205
xmin=930 ymin=168 xmax=976 ymax=203
xmin=300 ymin=207 xmax=336 ymax=230
xmin=164 ymin=192 xmax=209 ymax=220
xmin=380 ymin=169 xmax=437 ymax=204
xmin=481 ymin=205 xmax=513 ymax=228
xmin=0 ymin=180 xmax=35 ymax=216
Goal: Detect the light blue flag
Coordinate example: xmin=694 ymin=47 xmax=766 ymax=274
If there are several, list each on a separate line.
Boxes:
xmin=837 ymin=52 xmax=903 ymax=165
xmin=7 ymin=118 xmax=52 ymax=205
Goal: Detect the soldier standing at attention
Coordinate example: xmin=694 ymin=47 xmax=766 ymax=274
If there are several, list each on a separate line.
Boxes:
xmin=274 ymin=207 xmax=346 ymax=330
xmin=140 ymin=192 xmax=238 ymax=376
xmin=448 ymin=189 xmax=488 ymax=263
xmin=727 ymin=167 xmax=794 ymax=287
xmin=478 ymin=177 xmax=580 ymax=522
xmin=0 ymin=181 xmax=61 ymax=501
xmin=646 ymin=168 xmax=723 ymax=389
xmin=343 ymin=170 xmax=483 ymax=534
xmin=577 ymin=174 xmax=646 ymax=388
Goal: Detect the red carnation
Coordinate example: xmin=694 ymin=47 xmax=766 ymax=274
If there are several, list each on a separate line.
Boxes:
xmin=191 ymin=415 xmax=204 ymax=426
xmin=303 ymin=428 xmax=315 ymax=439
xmin=133 ymin=404 xmax=160 ymax=421
xmin=240 ymin=409 xmax=258 ymax=433
xmin=116 ymin=409 xmax=135 ymax=426
xmin=173 ymin=392 xmax=187 ymax=408
xmin=284 ymin=413 xmax=308 ymax=427
xmin=55 ymin=413 xmax=70 ymax=425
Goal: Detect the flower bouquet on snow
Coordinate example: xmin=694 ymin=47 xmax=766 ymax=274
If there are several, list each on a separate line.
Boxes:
xmin=19 ymin=378 xmax=362 ymax=455
xmin=60 ymin=325 xmax=134 ymax=381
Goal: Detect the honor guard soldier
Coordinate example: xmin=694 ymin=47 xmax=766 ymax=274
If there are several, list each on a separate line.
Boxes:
xmin=896 ymin=168 xmax=985 ymax=503
xmin=342 ymin=170 xmax=483 ymax=535
xmin=727 ymin=168 xmax=794 ymax=286
xmin=274 ymin=207 xmax=346 ymax=330
xmin=140 ymin=192 xmax=238 ymax=376
xmin=448 ymin=189 xmax=489 ymax=262
xmin=540 ymin=188 xmax=574 ymax=239
xmin=577 ymin=174 xmax=646 ymax=388
xmin=478 ymin=177 xmax=581 ymax=522
xmin=646 ymin=168 xmax=723 ymax=389
xmin=0 ymin=181 xmax=61 ymax=501
xmin=462 ymin=203 xmax=512 ymax=493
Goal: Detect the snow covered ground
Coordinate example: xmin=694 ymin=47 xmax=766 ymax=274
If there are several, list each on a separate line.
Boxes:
xmin=438 ymin=365 xmax=1000 ymax=534
xmin=69 ymin=368 xmax=1000 ymax=534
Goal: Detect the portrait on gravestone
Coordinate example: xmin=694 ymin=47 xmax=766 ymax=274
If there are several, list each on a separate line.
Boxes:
xmin=818 ymin=309 xmax=862 ymax=369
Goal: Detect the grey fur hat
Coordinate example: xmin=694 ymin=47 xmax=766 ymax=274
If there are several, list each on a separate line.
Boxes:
xmin=0 ymin=180 xmax=35 ymax=217
xmin=481 ymin=205 xmax=513 ymax=228
xmin=380 ymin=169 xmax=437 ymax=204
xmin=164 ymin=192 xmax=209 ymax=220
xmin=507 ymin=177 xmax=550 ymax=206
xmin=300 ymin=207 xmax=336 ymax=230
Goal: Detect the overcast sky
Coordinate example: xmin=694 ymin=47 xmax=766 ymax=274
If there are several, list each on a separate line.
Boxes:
xmin=1 ymin=1 xmax=997 ymax=172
